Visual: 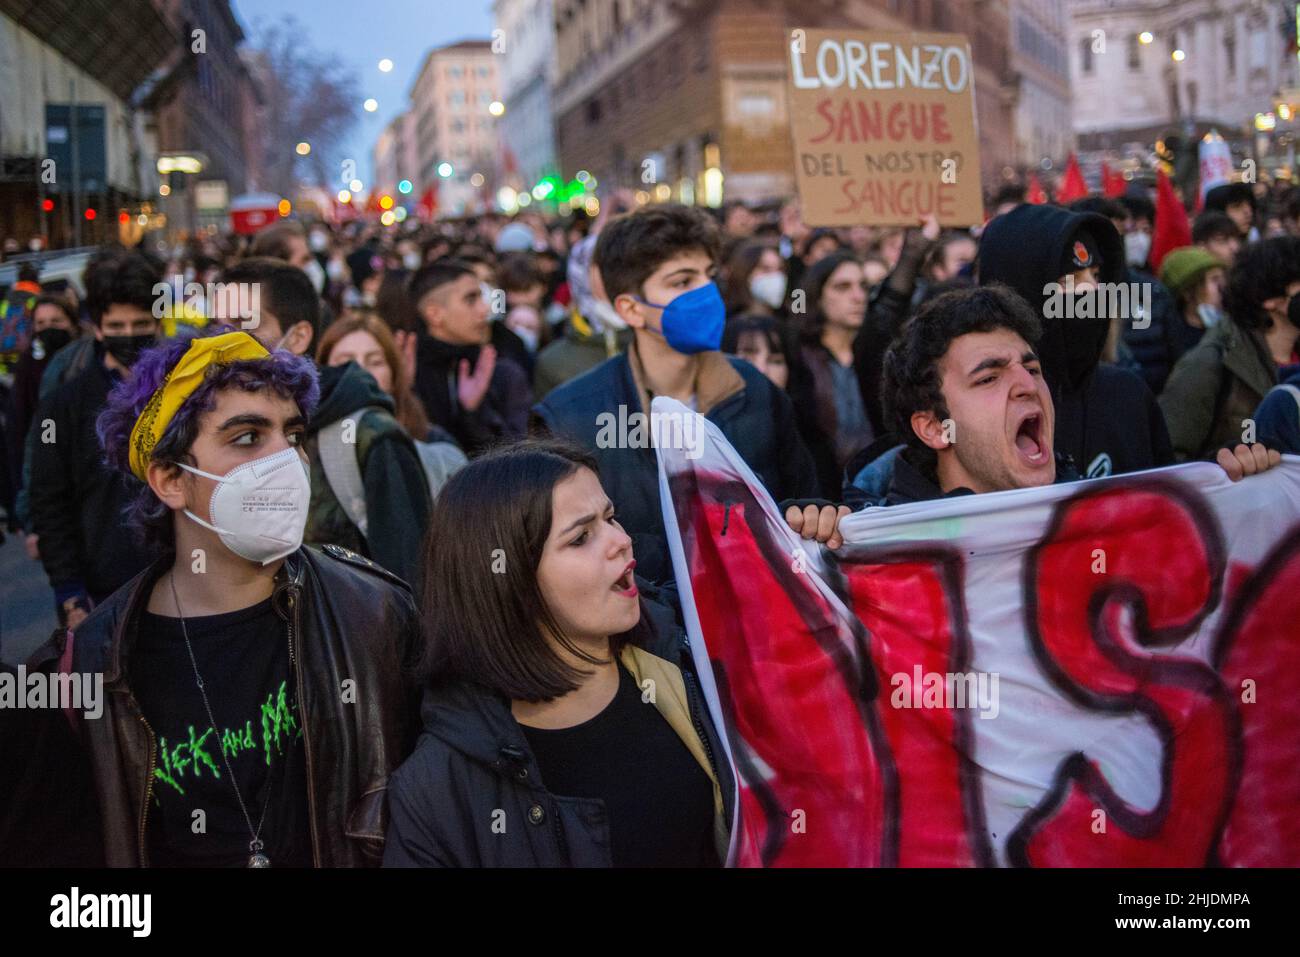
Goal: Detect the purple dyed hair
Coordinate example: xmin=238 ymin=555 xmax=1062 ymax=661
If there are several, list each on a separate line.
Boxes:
xmin=96 ymin=331 xmax=320 ymax=546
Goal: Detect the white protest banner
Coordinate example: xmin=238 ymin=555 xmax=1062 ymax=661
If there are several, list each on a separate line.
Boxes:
xmin=654 ymin=396 xmax=1300 ymax=867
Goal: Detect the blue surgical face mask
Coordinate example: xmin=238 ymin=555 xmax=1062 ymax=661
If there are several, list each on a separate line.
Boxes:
xmin=635 ymin=281 xmax=725 ymax=354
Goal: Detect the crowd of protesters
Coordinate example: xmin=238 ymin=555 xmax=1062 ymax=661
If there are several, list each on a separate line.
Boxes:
xmin=0 ymin=168 xmax=1296 ymax=868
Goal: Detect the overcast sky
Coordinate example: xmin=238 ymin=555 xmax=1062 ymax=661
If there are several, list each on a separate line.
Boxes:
xmin=230 ymin=0 xmax=495 ymax=184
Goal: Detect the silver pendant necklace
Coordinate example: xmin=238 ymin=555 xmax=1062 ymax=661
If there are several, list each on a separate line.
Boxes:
xmin=169 ymin=571 xmax=275 ymax=868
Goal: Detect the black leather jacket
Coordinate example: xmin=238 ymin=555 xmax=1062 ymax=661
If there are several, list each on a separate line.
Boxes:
xmin=52 ymin=544 xmax=422 ymax=867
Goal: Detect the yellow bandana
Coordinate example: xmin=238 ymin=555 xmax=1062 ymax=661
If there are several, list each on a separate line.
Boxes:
xmin=127 ymin=332 xmax=269 ymax=481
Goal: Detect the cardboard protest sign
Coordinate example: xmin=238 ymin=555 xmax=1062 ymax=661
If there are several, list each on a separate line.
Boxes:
xmin=786 ymin=29 xmax=983 ymax=227
xmin=653 ymin=397 xmax=1300 ymax=867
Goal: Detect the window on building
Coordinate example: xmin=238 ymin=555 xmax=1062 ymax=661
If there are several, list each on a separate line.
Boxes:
xmin=1080 ymin=36 xmax=1093 ymax=74
xmin=451 ymin=90 xmax=466 ymax=107
xmin=477 ymin=66 xmax=490 ymax=78
xmin=586 ymin=97 xmax=602 ymax=125
xmin=1225 ymin=35 xmax=1236 ymax=75
xmin=1127 ymin=33 xmax=1140 ymax=70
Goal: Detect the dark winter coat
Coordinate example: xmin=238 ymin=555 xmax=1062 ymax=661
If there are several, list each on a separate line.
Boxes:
xmin=304 ymin=361 xmax=432 ymax=588
xmin=29 ymin=351 xmax=161 ymax=605
xmin=382 ymin=592 xmax=735 ymax=867
xmin=1159 ymin=317 xmax=1278 ymax=461
xmin=413 ymin=333 xmax=531 ymax=455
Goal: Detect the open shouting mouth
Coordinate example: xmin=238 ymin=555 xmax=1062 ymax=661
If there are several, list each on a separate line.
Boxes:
xmin=1013 ymin=410 xmax=1050 ymax=468
xmin=612 ymin=560 xmax=638 ymax=598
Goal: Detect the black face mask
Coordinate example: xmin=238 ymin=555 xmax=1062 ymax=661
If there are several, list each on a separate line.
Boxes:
xmin=102 ymin=333 xmax=157 ymax=368
xmin=31 ymin=327 xmax=73 ymax=361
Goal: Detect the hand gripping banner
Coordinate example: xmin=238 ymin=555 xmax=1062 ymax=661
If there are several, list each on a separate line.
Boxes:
xmin=652 ymin=397 xmax=1300 ymax=867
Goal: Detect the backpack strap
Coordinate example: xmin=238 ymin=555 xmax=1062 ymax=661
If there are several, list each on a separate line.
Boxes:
xmin=317 ymin=411 xmax=380 ymax=540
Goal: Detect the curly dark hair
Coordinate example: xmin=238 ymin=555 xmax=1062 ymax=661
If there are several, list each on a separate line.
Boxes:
xmin=1224 ymin=235 xmax=1300 ymax=331
xmin=96 ymin=332 xmax=319 ymax=548
xmin=1222 ymin=234 xmax=1300 ymax=330
xmin=593 ymin=203 xmax=721 ymax=301
xmin=881 ymin=285 xmax=1042 ymax=449
xmin=83 ymin=250 xmax=162 ymax=325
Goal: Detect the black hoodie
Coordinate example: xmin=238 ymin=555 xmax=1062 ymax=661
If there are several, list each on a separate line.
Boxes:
xmin=305 ymin=362 xmax=432 ymax=587
xmin=979 ymin=204 xmax=1173 ymax=477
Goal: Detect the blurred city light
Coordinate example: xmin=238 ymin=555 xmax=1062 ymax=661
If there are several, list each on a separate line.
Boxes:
xmin=1171 ymin=49 xmax=1185 ymax=62
xmin=364 ymin=98 xmax=379 ymax=112
xmin=379 ymin=195 xmax=394 ymax=210
xmin=378 ymin=58 xmax=394 ymax=73
xmin=41 ymin=198 xmax=54 ymax=212
xmin=295 ymin=142 xmax=311 ymax=156
xmin=398 ymin=179 xmax=413 ymax=194
xmin=702 ymin=167 xmax=724 ymax=207
xmin=394 ymin=206 xmax=408 ymax=222
xmin=497 ymin=186 xmax=518 ymax=212
xmin=278 ymin=199 xmax=292 ymax=217
xmin=1138 ymin=31 xmax=1153 ymax=45
xmin=380 ymin=210 xmax=396 ymax=226
xmin=1257 ymin=112 xmax=1278 ymax=131
xmin=576 ymin=170 xmax=591 ymax=183
xmin=349 ymin=179 xmax=364 ymax=192
xmin=1280 ymin=104 xmax=1293 ymax=121
xmin=470 ymin=173 xmax=485 ymax=187
xmin=156 ymin=154 xmax=203 ymax=174
xmin=516 ymin=192 xmax=532 ymax=207
xmin=338 ymin=189 xmax=352 ymax=203
xmin=437 ymin=162 xmax=454 ymax=178
xmin=84 ymin=208 xmax=96 ymax=220
xmin=488 ymin=100 xmax=505 ymax=117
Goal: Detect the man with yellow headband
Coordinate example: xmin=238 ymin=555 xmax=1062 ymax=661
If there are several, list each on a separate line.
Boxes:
xmin=42 ymin=329 xmax=421 ymax=867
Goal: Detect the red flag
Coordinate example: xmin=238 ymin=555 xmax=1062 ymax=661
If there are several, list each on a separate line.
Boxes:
xmin=417 ymin=185 xmax=438 ymax=222
xmin=1026 ymin=173 xmax=1047 ymax=205
xmin=1056 ymin=154 xmax=1088 ymax=203
xmin=1151 ymin=168 xmax=1192 ymax=274
xmin=1102 ymin=162 xmax=1127 ymax=198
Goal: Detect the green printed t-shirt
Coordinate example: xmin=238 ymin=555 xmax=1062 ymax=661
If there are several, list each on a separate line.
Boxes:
xmin=132 ymin=595 xmax=312 ymax=867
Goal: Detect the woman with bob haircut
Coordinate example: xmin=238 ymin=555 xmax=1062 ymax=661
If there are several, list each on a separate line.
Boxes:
xmin=383 ymin=439 xmax=734 ymax=868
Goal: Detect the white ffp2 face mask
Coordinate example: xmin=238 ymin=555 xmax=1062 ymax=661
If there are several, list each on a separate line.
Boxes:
xmin=749 ymin=271 xmax=788 ymax=309
xmin=180 ymin=446 xmax=311 ymax=565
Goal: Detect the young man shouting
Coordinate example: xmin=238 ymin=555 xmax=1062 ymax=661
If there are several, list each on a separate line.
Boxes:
xmin=54 ymin=331 xmax=420 ymax=867
xmin=791 ymin=286 xmax=1282 ymax=545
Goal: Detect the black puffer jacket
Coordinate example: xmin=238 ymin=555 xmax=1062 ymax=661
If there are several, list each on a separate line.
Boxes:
xmin=979 ymin=204 xmax=1174 ymax=478
xmin=45 ymin=545 xmax=423 ymax=867
xmin=383 ymin=591 xmax=736 ymax=868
